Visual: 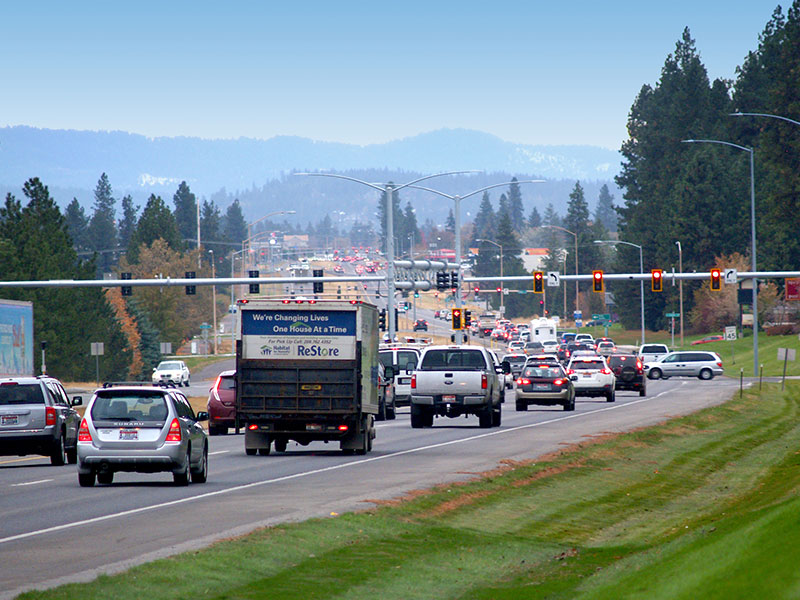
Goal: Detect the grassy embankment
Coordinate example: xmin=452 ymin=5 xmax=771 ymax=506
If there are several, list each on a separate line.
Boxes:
xmin=22 ymin=382 xmax=800 ymax=599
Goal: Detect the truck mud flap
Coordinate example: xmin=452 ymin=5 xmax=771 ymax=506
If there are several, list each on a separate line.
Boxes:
xmin=340 ymin=415 xmax=374 ymax=453
xmin=245 ymin=429 xmax=271 ymax=453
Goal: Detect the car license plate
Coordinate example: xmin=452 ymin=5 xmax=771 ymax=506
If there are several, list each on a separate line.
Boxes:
xmin=534 ymin=384 xmax=550 ymax=390
xmin=442 ymin=395 xmax=456 ymax=402
xmin=582 ymin=373 xmax=592 ymax=378
xmin=119 ymin=429 xmax=138 ymax=441
xmin=1 ymin=415 xmax=18 ymax=426
xmin=306 ymin=424 xmax=322 ymax=431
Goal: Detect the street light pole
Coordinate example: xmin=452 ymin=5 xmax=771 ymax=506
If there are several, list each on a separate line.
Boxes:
xmin=676 ymin=241 xmax=684 ymax=348
xmin=683 ymin=139 xmax=758 ymax=376
xmin=595 ymin=239 xmax=645 ymax=345
xmin=209 ymin=250 xmax=217 ymax=355
xmin=543 ymin=225 xmax=578 ymax=320
xmin=246 ymin=210 xmax=296 ymax=269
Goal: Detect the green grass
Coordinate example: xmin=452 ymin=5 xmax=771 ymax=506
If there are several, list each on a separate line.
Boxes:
xmin=19 ymin=383 xmax=800 ymax=600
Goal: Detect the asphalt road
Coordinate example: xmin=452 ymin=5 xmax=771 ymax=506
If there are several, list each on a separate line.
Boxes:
xmin=0 ymin=375 xmax=743 ymax=598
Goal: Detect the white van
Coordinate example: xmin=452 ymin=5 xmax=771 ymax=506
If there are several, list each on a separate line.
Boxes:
xmin=529 ymin=318 xmax=558 ymax=345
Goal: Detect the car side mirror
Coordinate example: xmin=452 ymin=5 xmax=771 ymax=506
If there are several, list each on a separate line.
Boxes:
xmin=501 ymin=360 xmax=511 ymax=374
xmin=384 ymin=366 xmax=396 ymax=379
xmin=196 ymin=411 xmax=209 ymax=422
xmin=71 ymin=396 xmax=82 ymax=406
xmin=570 ymin=375 xmax=578 ymax=381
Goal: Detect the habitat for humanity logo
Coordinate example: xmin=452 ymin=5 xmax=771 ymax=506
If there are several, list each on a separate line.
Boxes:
xmin=260 ymin=346 xmax=272 ymax=356
xmin=289 ymin=321 xmax=313 ymax=332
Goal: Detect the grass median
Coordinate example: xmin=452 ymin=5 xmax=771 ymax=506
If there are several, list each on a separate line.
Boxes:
xmin=21 ymin=382 xmax=800 ymax=599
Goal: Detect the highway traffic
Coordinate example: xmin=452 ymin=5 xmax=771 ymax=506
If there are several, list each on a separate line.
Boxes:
xmin=0 ymin=372 xmax=741 ymax=598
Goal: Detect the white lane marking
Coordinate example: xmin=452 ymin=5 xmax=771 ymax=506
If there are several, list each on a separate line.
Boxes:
xmin=208 ymin=450 xmax=230 ymax=456
xmin=10 ymin=479 xmax=53 ymax=487
xmin=0 ymin=381 xmax=695 ymax=545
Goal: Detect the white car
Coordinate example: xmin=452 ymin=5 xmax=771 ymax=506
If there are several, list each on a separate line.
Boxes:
xmin=575 ymin=333 xmax=594 ymax=344
xmin=152 ymin=360 xmax=191 ymax=387
xmin=541 ymin=339 xmax=559 ymax=354
xmin=567 ymin=355 xmax=616 ymax=402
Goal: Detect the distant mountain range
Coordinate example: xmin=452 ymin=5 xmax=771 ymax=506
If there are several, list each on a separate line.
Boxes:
xmin=0 ymin=126 xmax=622 ymax=222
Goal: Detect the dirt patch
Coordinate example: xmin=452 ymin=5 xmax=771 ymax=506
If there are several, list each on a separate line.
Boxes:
xmin=511 ymin=461 xmax=586 ymax=488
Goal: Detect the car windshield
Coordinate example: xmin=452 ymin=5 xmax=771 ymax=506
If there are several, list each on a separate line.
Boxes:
xmin=523 ymin=367 xmax=563 ymax=379
xmin=0 ymin=383 xmax=44 ymax=405
xmin=91 ymin=392 xmax=169 ymax=422
xmin=571 ymin=360 xmax=604 ymax=370
xmin=608 ymin=356 xmax=635 ymax=367
xmin=157 ymin=362 xmax=182 ymax=370
xmin=420 ymin=350 xmax=487 ymax=370
xmin=503 ymin=355 xmax=526 ymax=364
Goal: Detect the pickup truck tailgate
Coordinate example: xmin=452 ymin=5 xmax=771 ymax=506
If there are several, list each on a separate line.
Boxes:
xmin=413 ymin=371 xmax=485 ymax=396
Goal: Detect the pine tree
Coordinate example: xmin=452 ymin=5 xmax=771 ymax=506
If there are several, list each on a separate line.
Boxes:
xmin=594 ymin=184 xmax=617 ymax=231
xmin=172 ymin=181 xmax=197 ymax=245
xmin=445 ymin=208 xmax=455 ymax=233
xmin=222 ymin=199 xmax=247 ymax=246
xmin=64 ymin=198 xmax=90 ymax=251
xmin=471 ymin=192 xmax=495 ymax=244
xmin=497 ymin=193 xmax=510 ymax=221
xmin=527 ymin=205 xmax=542 ymax=229
xmin=507 ymin=177 xmax=525 ymax=232
xmin=403 ymin=202 xmax=420 ymax=251
xmin=200 ymin=199 xmax=222 ymax=250
xmin=87 ymin=173 xmax=117 ymax=276
xmin=127 ymin=194 xmax=182 ymax=263
xmin=118 ymin=195 xmax=139 ymax=250
xmin=543 ymin=203 xmax=561 ymax=227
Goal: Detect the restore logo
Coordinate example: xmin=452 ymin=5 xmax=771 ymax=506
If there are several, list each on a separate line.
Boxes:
xmin=297 ymin=345 xmax=340 ymax=357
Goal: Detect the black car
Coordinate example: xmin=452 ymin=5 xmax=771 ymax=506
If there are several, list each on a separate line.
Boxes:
xmin=413 ymin=319 xmax=428 ymax=331
xmin=607 ymin=354 xmax=646 ymax=396
xmin=559 ymin=342 xmax=594 ymax=364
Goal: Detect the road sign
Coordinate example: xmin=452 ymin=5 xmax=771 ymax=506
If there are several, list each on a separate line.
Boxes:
xmin=160 ymin=342 xmax=172 ymax=354
xmin=724 ymin=268 xmax=738 ymax=284
xmin=547 ymin=271 xmax=560 ymax=287
xmin=503 ymin=288 xmax=509 ymax=295
xmin=665 ymin=312 xmax=680 ymax=318
xmin=200 ymin=322 xmax=212 ymax=330
xmin=724 ymin=326 xmax=737 ymax=341
xmin=778 ymin=348 xmax=796 ymax=362
xmin=90 ymin=342 xmax=104 ymax=356
xmin=573 ymin=310 xmax=582 ymax=320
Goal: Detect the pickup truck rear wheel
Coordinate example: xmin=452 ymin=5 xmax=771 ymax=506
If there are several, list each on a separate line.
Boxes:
xmin=478 ymin=407 xmax=492 ymax=428
xmin=515 ymin=400 xmax=527 ymax=411
xmin=491 ymin=406 xmax=501 ymax=427
xmin=424 ymin=409 xmax=434 ymax=428
xmin=410 ymin=405 xmax=424 ymax=428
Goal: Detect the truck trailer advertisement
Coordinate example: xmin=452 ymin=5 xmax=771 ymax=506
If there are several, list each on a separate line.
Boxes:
xmin=241 ymin=309 xmax=357 ymax=360
xmin=0 ymin=300 xmax=33 ymax=376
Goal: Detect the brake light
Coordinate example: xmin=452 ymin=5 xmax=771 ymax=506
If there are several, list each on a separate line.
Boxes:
xmin=45 ymin=406 xmax=56 ymax=426
xmin=517 ymin=378 xmax=531 ymax=385
xmin=717 ymin=362 xmax=722 ymax=368
xmin=78 ymin=418 xmax=92 ymax=442
xmin=567 ymin=369 xmax=575 ymax=375
xmin=213 ymin=375 xmax=222 ymax=393
xmin=481 ymin=373 xmax=488 ymax=389
xmin=282 ymin=299 xmax=291 ymax=304
xmin=553 ymin=379 xmax=564 ymax=386
xmin=600 ymin=368 xmax=611 ymax=375
xmin=165 ymin=418 xmax=182 ymax=442
xmin=338 ymin=424 xmax=349 ymax=432
xmin=411 ymin=374 xmax=416 ymax=389
xmin=248 ymin=424 xmax=259 ymax=430
xmin=565 ymin=351 xmax=571 ymax=357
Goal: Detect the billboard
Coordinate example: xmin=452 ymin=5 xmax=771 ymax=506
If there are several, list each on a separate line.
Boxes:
xmin=241 ymin=309 xmax=356 ymax=360
xmin=0 ymin=300 xmax=34 ymax=376
xmin=786 ymin=278 xmax=800 ymax=301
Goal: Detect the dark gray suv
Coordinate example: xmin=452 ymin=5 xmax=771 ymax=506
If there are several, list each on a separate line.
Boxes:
xmin=0 ymin=376 xmax=82 ymax=465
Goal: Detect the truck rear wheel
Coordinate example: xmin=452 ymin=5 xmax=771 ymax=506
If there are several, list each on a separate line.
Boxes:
xmin=410 ymin=405 xmax=424 ymax=429
xmin=274 ymin=438 xmax=288 ymax=453
xmin=491 ymin=406 xmax=502 ymax=427
xmin=478 ymin=407 xmax=492 ymax=428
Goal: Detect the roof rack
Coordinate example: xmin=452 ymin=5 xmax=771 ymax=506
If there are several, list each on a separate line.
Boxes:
xmin=102 ymin=381 xmax=178 ymax=389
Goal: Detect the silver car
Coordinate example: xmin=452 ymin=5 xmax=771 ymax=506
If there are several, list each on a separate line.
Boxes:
xmin=77 ymin=385 xmax=209 ymax=486
xmin=645 ymin=351 xmax=724 ymax=380
xmin=0 ymin=376 xmax=82 ymax=465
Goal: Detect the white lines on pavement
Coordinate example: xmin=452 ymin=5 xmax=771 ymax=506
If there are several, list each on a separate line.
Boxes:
xmin=208 ymin=450 xmax=230 ymax=456
xmin=0 ymin=381 xmax=688 ymax=546
xmin=10 ymin=479 xmax=53 ymax=487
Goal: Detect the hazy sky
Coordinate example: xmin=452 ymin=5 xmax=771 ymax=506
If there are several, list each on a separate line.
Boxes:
xmin=0 ymin=1 xmax=780 ymax=150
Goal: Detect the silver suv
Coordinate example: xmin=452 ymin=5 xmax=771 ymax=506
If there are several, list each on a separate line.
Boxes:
xmin=645 ymin=351 xmax=724 ymax=380
xmin=77 ymin=384 xmax=209 ymax=486
xmin=0 ymin=376 xmax=82 ymax=465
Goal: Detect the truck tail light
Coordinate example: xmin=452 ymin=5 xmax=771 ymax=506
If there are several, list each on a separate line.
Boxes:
xmin=165 ymin=418 xmax=182 ymax=442
xmin=78 ymin=418 xmax=92 ymax=442
xmin=481 ymin=373 xmax=487 ymax=389
xmin=411 ymin=374 xmax=416 ymax=389
xmin=338 ymin=424 xmax=349 ymax=432
xmin=45 ymin=406 xmax=56 ymax=426
xmin=248 ymin=424 xmax=259 ymax=430
xmin=636 ymin=359 xmax=643 ymax=373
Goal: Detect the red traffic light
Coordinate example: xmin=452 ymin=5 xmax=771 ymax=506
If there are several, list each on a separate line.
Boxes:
xmin=710 ymin=268 xmax=722 ymax=291
xmin=651 ymin=269 xmax=663 ymax=292
xmin=533 ymin=271 xmax=544 ymax=293
xmin=592 ymin=270 xmax=604 ymax=293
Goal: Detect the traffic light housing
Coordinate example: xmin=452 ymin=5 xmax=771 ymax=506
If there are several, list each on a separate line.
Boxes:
xmin=185 ymin=271 xmax=196 ymax=295
xmin=464 ymin=309 xmax=472 ymax=327
xmin=651 ymin=269 xmax=663 ymax=292
xmin=450 ymin=271 xmax=459 ymax=288
xmin=592 ymin=270 xmax=604 ymax=293
xmin=378 ymin=309 xmax=386 ymax=331
xmin=451 ymin=308 xmax=463 ymax=330
xmin=312 ymin=269 xmax=324 ymax=294
xmin=533 ymin=271 xmax=544 ymax=293
xmin=473 ymin=286 xmax=480 ymax=294
xmin=436 ymin=271 xmax=449 ymax=290
xmin=710 ymin=268 xmax=721 ymax=291
xmin=120 ymin=272 xmax=132 ymax=297
xmin=414 ymin=290 xmax=419 ymax=298
xmin=249 ymin=270 xmax=260 ymax=294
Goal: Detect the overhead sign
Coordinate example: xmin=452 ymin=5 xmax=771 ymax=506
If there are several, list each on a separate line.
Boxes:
xmin=547 ymin=271 xmax=560 ymax=287
xmin=724 ymin=268 xmax=738 ymax=284
xmin=665 ymin=312 xmax=680 ymax=318
xmin=724 ymin=326 xmax=737 ymax=341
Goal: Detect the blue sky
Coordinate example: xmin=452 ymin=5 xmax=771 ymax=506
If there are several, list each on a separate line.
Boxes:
xmin=0 ymin=1 xmax=780 ymax=149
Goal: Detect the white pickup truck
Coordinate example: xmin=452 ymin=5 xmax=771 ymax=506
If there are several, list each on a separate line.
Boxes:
xmin=410 ymin=345 xmax=508 ymax=428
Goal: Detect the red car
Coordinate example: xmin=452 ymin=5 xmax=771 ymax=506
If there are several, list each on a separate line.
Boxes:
xmin=691 ymin=335 xmax=724 ymax=345
xmin=206 ymin=370 xmax=236 ymax=435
